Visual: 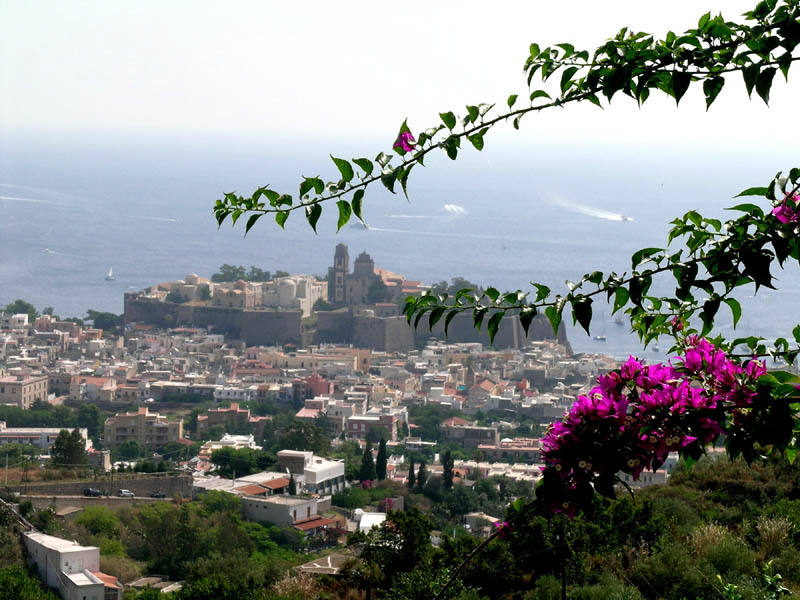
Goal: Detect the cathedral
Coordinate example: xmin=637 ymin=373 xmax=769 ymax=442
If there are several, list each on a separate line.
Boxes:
xmin=327 ymin=243 xmax=382 ymax=305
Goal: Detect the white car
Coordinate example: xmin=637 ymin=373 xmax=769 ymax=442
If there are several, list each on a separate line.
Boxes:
xmin=117 ymin=489 xmax=135 ymax=498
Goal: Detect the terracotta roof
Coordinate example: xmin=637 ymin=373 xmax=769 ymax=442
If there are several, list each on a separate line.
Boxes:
xmin=235 ymin=484 xmax=268 ymax=496
xmin=90 ymin=572 xmax=122 ymax=589
xmin=295 ymin=407 xmax=320 ymax=419
xmin=293 ymin=516 xmax=338 ymax=531
xmin=263 ymin=478 xmax=290 ymax=490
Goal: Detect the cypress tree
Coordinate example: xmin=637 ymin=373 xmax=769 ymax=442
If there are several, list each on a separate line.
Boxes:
xmin=417 ymin=459 xmax=428 ymax=490
xmin=407 ymin=456 xmax=416 ymax=488
xmin=442 ymin=449 xmax=454 ymax=489
xmin=288 ymin=473 xmax=297 ymax=495
xmin=359 ymin=442 xmax=377 ymax=482
xmin=376 ymin=438 xmax=387 ymax=481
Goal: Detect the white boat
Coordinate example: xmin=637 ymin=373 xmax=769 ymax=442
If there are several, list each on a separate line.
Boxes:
xmin=594 ymin=335 xmax=607 ymax=341
xmin=105 ymin=266 xmax=115 ymax=281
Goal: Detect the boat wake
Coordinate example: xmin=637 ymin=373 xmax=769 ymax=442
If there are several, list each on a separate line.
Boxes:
xmin=554 ymin=198 xmax=633 ymax=222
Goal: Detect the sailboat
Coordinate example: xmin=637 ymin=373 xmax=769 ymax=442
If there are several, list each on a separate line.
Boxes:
xmin=105 ymin=266 xmax=115 ymax=281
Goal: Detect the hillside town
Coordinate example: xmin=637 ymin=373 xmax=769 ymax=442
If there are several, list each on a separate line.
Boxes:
xmin=0 ymin=248 xmax=671 ymax=598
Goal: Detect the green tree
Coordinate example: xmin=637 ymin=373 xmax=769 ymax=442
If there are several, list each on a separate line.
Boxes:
xmin=417 ymin=459 xmax=428 ymax=490
xmin=4 ymin=299 xmax=38 ymax=322
xmin=407 ymin=456 xmax=416 ymax=489
xmin=85 ymin=309 xmax=122 ymax=333
xmin=76 ymin=404 xmax=103 ymax=439
xmin=288 ymin=473 xmax=297 ymax=495
xmin=210 ymin=264 xmax=247 ymax=282
xmin=348 ymin=508 xmax=434 ymax=590
xmin=442 ymin=449 xmax=454 ymax=490
xmin=116 ymin=440 xmax=144 ymax=460
xmin=359 ymin=442 xmax=377 ymax=482
xmin=367 ymin=278 xmax=388 ymax=304
xmin=0 ymin=566 xmax=59 ymax=600
xmin=376 ymin=438 xmax=388 ymax=481
xmin=51 ymin=429 xmax=86 ymax=467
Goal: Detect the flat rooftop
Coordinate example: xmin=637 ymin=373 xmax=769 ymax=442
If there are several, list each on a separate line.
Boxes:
xmin=24 ymin=532 xmax=97 ymax=553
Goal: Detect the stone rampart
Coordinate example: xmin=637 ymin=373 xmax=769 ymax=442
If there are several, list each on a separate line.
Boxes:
xmin=8 ymin=474 xmax=191 ymax=499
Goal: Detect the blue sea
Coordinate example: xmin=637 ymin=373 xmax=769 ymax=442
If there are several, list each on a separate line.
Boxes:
xmin=1 ymin=130 xmax=797 ymax=359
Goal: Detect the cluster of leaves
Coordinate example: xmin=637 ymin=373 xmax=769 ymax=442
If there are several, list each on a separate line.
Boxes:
xmin=210 ymin=264 xmax=289 ymax=283
xmin=213 ymin=1 xmax=800 ymax=238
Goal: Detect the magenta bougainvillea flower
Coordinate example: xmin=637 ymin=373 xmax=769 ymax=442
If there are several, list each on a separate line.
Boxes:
xmin=393 ymin=131 xmax=416 ymax=153
xmin=540 ymin=338 xmax=766 ymax=515
xmin=772 ymin=192 xmax=800 ymax=224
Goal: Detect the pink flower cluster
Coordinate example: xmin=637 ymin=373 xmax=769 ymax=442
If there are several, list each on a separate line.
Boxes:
xmin=772 ymin=192 xmax=800 ymax=224
xmin=393 ymin=131 xmax=416 ymax=153
xmin=540 ymin=337 xmax=765 ymax=515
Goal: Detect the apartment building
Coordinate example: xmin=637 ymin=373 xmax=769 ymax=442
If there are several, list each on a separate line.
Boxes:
xmin=0 ymin=373 xmax=48 ymax=409
xmin=103 ymin=407 xmax=183 ymax=449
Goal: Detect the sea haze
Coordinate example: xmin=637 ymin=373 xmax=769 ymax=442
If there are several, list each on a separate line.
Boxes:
xmin=0 ymin=131 xmax=797 ymax=358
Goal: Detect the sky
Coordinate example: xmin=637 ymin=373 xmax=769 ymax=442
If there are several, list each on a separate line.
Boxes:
xmin=1 ymin=0 xmax=797 ymax=150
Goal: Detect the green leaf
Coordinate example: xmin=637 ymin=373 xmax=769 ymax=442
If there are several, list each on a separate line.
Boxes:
xmin=473 ymin=307 xmax=488 ymax=330
xmin=244 ymin=213 xmax=261 ymax=235
xmin=507 ymin=94 xmax=518 ymax=108
xmin=466 ymin=105 xmax=479 ymax=123
xmin=275 ymin=211 xmax=288 ymax=229
xmin=351 ymin=189 xmax=365 ymax=222
xmin=545 ymin=306 xmax=562 ymax=335
xmin=519 ymin=307 xmax=536 ymax=335
xmin=631 ymin=247 xmax=662 ymax=270
xmin=381 ymin=168 xmax=398 ymax=194
xmin=336 ymin=200 xmax=352 ymax=232
xmin=375 ymin=152 xmax=392 ymax=167
xmin=487 ymin=312 xmax=504 ymax=344
xmin=724 ymin=298 xmax=742 ymax=328
xmin=529 ymin=90 xmax=551 ymax=103
xmin=299 ymin=177 xmax=324 ymax=198
xmin=440 ymin=111 xmax=457 ymax=130
xmin=671 ymin=71 xmax=692 ymax=105
xmin=330 ymin=155 xmax=354 ymax=183
xmin=755 ymin=67 xmax=776 ymax=105
xmin=428 ymin=306 xmax=446 ymax=331
xmin=560 ymin=67 xmax=579 ymax=94
xmin=572 ymin=296 xmax=593 ymax=335
xmin=353 ymin=158 xmax=374 ymax=177
xmin=533 ymin=284 xmax=550 ymax=302
xmin=468 ymin=133 xmax=484 ymax=151
xmin=555 ymin=42 xmax=575 ymax=57
xmin=305 ymin=203 xmax=322 ymax=233
xmin=485 ymin=287 xmax=500 ymax=302
xmin=528 ymin=43 xmax=540 ymax=60
xmin=444 ymin=310 xmax=459 ymax=335
xmin=613 ymin=287 xmax=629 ymax=313
xmin=399 ymin=165 xmax=413 ymax=199
xmin=743 ymin=64 xmax=759 ymax=98
xmin=702 ymin=76 xmax=725 ymax=110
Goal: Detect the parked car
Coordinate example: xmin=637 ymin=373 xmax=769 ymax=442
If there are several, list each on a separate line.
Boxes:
xmin=117 ymin=489 xmax=135 ymax=498
xmin=150 ymin=491 xmax=166 ymax=498
xmin=83 ymin=488 xmax=102 ymax=497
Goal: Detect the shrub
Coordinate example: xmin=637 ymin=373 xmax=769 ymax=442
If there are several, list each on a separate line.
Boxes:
xmin=525 ymin=575 xmax=561 ymax=600
xmin=754 ymin=516 xmax=793 ymax=561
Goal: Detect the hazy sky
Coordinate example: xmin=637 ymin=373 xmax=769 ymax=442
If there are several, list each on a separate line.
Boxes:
xmin=1 ymin=0 xmax=796 ymax=148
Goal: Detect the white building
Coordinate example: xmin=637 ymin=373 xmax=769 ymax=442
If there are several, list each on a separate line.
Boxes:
xmin=23 ymin=531 xmax=122 ymax=600
xmin=242 ymin=495 xmax=318 ymax=526
xmin=0 ymin=422 xmax=90 ymax=451
xmin=277 ymin=450 xmax=347 ymax=495
xmin=198 ymin=433 xmax=261 ymax=460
